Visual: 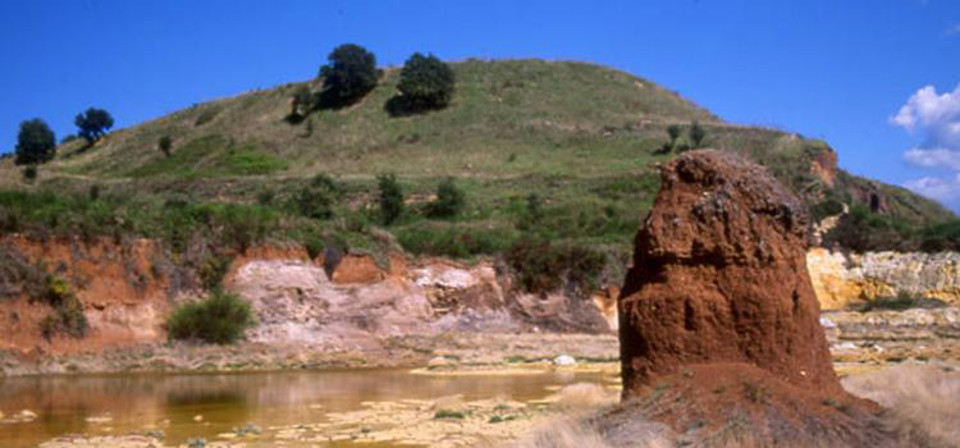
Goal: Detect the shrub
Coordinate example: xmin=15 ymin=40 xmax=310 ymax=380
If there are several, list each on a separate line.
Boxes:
xmin=318 ymin=44 xmax=379 ymax=108
xmin=194 ymin=106 xmax=220 ymax=126
xmin=38 ymin=275 xmax=88 ymax=339
xmin=158 ymin=136 xmax=173 ymax=157
xmin=88 ymin=185 xmax=101 ymax=201
xmin=810 ymin=197 xmax=846 ymax=221
xmin=377 ymin=174 xmax=404 ymax=225
xmin=859 ymin=291 xmax=947 ymax=312
xmin=433 ymin=409 xmax=465 ymax=420
xmin=198 ymin=255 xmax=233 ymax=291
xmin=822 ymin=205 xmax=915 ymax=252
xmin=427 ymin=178 xmax=465 ymax=218
xmin=294 ymin=174 xmax=341 ymax=220
xmin=515 ymin=193 xmax=544 ymax=231
xmin=15 ymin=118 xmax=56 ymax=165
xmin=666 ymin=124 xmax=682 ymax=146
xmin=396 ymin=223 xmax=515 ymax=258
xmin=288 ymin=85 xmax=314 ymax=122
xmin=74 ymin=107 xmax=114 ymax=143
xmin=690 ymin=121 xmax=706 ymax=148
xmin=505 ymin=238 xmax=606 ymax=294
xmin=388 ymin=53 xmax=455 ymax=115
xmin=920 ymin=220 xmax=960 ymax=252
xmin=22 ymin=165 xmax=38 ymax=182
xmin=166 ymin=290 xmax=255 ymax=345
xmin=40 ymin=300 xmax=87 ymax=339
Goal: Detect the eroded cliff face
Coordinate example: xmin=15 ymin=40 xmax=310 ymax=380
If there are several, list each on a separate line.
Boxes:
xmin=808 ymin=248 xmax=960 ymax=309
xmin=0 ymin=235 xmax=615 ymax=357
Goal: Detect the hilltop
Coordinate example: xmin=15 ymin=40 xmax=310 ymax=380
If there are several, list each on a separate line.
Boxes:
xmin=0 ymin=59 xmax=953 ymax=271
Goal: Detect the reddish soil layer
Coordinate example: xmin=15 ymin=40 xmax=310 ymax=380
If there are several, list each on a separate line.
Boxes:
xmin=619 ymin=150 xmax=841 ymax=397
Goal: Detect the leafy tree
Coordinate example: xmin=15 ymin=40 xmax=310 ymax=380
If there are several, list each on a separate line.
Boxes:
xmin=427 ymin=177 xmax=465 ymax=218
xmin=74 ymin=107 xmax=114 ymax=143
xmin=390 ymin=53 xmax=455 ymax=114
xmin=377 ymin=174 xmax=404 ymax=225
xmin=690 ymin=121 xmax=706 ymax=148
xmin=15 ymin=119 xmax=56 ymax=165
xmin=318 ymin=44 xmax=379 ymax=108
xmin=158 ymin=136 xmax=173 ymax=157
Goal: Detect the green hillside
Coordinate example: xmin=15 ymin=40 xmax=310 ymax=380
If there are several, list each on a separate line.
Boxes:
xmin=0 ymin=59 xmax=954 ymax=281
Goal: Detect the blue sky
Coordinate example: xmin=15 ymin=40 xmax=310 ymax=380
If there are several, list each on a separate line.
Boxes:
xmin=1 ymin=1 xmax=958 ymax=209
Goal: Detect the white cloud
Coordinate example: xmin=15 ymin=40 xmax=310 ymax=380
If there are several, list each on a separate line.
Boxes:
xmin=904 ymin=174 xmax=960 ymax=204
xmin=891 ymin=84 xmax=960 ymax=149
xmin=904 ymin=147 xmax=960 ymax=170
xmin=895 ymin=84 xmax=960 ymax=211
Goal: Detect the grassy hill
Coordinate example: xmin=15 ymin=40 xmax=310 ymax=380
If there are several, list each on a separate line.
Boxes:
xmin=0 ymin=59 xmax=954 ymax=285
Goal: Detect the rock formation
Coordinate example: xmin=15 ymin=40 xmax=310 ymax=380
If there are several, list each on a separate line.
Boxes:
xmin=619 ymin=149 xmax=841 ymax=396
xmin=808 ymin=248 xmax=960 ymax=309
xmin=610 ymin=150 xmax=908 ymax=446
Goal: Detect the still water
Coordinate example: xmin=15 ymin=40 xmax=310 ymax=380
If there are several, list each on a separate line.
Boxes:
xmin=0 ymin=368 xmax=607 ymax=447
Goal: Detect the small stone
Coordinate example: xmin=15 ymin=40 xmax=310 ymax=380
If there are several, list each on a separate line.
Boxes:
xmin=193 ymin=414 xmax=204 ymax=422
xmin=18 ymin=410 xmax=37 ymax=421
xmin=145 ymin=429 xmax=165 ymax=439
xmin=187 ymin=437 xmax=207 ymax=448
xmin=428 ymin=357 xmax=452 ymax=368
xmin=553 ymin=355 xmax=576 ymax=366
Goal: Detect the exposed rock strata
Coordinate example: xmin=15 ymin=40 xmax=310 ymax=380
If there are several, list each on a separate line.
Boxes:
xmin=809 ymin=248 xmax=960 ymax=309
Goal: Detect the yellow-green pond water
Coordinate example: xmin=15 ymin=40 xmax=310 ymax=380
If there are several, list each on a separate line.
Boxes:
xmin=0 ymin=368 xmax=612 ymax=447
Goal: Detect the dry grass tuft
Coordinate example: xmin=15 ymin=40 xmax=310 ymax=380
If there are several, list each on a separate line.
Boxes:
xmin=551 ymin=382 xmax=619 ymax=409
xmin=843 ymin=365 xmax=960 ymax=446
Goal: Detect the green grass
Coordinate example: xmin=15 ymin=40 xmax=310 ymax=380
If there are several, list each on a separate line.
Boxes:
xmin=127 ymin=135 xmax=286 ymax=179
xmin=0 ymin=58 xmax=953 ymax=286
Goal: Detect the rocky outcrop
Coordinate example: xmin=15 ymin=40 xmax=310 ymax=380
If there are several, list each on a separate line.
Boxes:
xmin=619 ymin=149 xmax=842 ymax=396
xmin=809 ymin=248 xmax=960 ymax=309
xmin=613 ymin=150 xmax=903 ymax=446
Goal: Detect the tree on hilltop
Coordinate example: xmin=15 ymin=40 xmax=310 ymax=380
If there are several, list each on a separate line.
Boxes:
xmin=388 ymin=53 xmax=455 ymax=116
xmin=15 ymin=118 xmax=56 ymax=165
xmin=75 ymin=107 xmax=114 ymax=144
xmin=318 ymin=44 xmax=379 ymax=108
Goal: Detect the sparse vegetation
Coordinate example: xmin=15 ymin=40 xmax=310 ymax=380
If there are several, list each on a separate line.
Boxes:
xmin=690 ymin=120 xmax=706 ymax=148
xmin=858 ymin=291 xmax=948 ymax=312
xmin=158 ymin=136 xmax=173 ymax=157
xmin=377 ymin=174 xmax=404 ymax=225
xmin=22 ymin=165 xmax=37 ymax=182
xmin=289 ymin=85 xmax=315 ymax=121
xmin=426 ymin=177 xmax=465 ymax=218
xmin=294 ymin=174 xmax=342 ymax=220
xmin=166 ymin=290 xmax=255 ymax=345
xmin=506 ymin=237 xmax=606 ymax=294
xmin=37 ymin=275 xmax=88 ymax=339
xmin=433 ymin=409 xmax=466 ymax=420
